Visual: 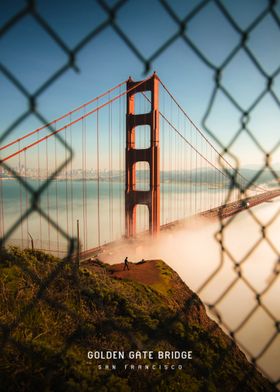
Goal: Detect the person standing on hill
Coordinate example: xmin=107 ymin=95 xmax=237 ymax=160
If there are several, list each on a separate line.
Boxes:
xmin=123 ymin=256 xmax=129 ymax=271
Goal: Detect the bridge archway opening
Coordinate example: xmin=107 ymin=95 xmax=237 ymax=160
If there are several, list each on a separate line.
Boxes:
xmin=133 ymin=91 xmax=151 ymax=115
xmin=135 ymin=125 xmax=150 ymax=149
xmin=135 ymin=204 xmax=149 ymax=234
xmin=135 ymin=161 xmax=150 ymax=191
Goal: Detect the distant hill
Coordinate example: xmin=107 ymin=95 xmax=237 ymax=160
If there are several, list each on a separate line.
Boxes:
xmin=243 ymin=163 xmax=280 ymax=170
xmin=0 ymin=248 xmax=276 ymax=391
xmin=238 ymin=168 xmax=280 ymax=186
xmin=135 ymin=168 xmax=280 ymax=186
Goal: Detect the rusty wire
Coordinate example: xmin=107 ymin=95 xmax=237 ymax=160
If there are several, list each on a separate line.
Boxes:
xmin=0 ymin=0 xmax=279 ymax=388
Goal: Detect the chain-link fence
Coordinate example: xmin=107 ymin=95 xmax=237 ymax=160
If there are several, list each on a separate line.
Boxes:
xmin=0 ymin=0 xmax=279 ymax=389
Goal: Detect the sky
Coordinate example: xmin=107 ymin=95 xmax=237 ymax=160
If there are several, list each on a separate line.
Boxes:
xmin=0 ymin=0 xmax=280 ymax=169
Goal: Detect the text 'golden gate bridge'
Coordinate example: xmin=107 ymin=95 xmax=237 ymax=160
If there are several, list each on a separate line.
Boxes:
xmin=0 ymin=73 xmax=272 ymax=256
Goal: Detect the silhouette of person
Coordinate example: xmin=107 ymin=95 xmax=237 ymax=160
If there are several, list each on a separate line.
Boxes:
xmin=123 ymin=256 xmax=129 ymax=271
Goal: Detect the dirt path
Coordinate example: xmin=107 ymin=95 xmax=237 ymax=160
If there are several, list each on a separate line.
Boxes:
xmin=108 ymin=260 xmax=162 ymax=286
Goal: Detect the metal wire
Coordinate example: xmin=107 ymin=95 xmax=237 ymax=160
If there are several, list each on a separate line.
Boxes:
xmin=0 ymin=0 xmax=279 ymax=388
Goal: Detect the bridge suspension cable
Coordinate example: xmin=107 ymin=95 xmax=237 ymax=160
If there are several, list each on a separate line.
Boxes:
xmin=0 ymin=80 xmax=127 ymax=154
xmin=0 ymin=73 xmax=270 ymax=256
xmin=157 ymin=77 xmax=266 ymax=194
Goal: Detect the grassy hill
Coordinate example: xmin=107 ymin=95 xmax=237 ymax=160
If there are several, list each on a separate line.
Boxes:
xmin=0 ymin=247 xmax=276 ymax=391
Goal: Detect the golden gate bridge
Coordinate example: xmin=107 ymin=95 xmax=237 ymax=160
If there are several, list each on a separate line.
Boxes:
xmin=0 ymin=73 xmax=279 ymax=257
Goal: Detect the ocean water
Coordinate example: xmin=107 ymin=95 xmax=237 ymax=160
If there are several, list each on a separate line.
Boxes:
xmin=0 ymin=179 xmax=232 ymax=254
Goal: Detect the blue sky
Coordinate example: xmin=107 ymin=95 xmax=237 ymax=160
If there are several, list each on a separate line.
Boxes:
xmin=0 ymin=0 xmax=279 ymax=168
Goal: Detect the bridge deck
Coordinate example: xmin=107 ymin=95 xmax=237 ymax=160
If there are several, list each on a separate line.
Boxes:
xmin=78 ymin=189 xmax=280 ymax=262
xmin=201 ymin=188 xmax=280 ymax=219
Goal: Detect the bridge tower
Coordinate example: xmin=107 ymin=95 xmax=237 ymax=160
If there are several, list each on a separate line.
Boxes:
xmin=125 ymin=73 xmax=160 ymax=237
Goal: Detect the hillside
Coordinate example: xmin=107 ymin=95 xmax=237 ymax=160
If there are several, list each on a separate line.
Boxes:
xmin=0 ymin=247 xmax=276 ymax=391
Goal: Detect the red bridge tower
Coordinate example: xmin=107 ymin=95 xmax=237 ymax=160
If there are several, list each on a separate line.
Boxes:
xmin=125 ymin=73 xmax=160 ymax=237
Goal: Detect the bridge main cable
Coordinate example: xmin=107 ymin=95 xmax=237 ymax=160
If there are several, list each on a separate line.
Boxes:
xmin=157 ymin=76 xmax=266 ymax=193
xmin=0 ymin=80 xmax=127 ymax=153
xmin=0 ymin=77 xmax=151 ymax=163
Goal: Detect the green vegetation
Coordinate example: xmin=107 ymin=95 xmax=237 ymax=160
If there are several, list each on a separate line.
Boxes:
xmin=0 ymin=247 xmax=276 ymax=391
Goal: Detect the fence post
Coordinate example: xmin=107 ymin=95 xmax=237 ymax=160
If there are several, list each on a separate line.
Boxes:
xmin=76 ymin=219 xmax=80 ymax=268
xmin=28 ymin=232 xmax=34 ymax=251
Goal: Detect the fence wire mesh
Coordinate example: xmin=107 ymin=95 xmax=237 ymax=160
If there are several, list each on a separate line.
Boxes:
xmin=0 ymin=0 xmax=279 ymax=389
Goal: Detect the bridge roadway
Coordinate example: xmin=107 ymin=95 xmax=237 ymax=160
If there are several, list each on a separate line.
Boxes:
xmin=77 ymin=188 xmax=280 ymax=263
